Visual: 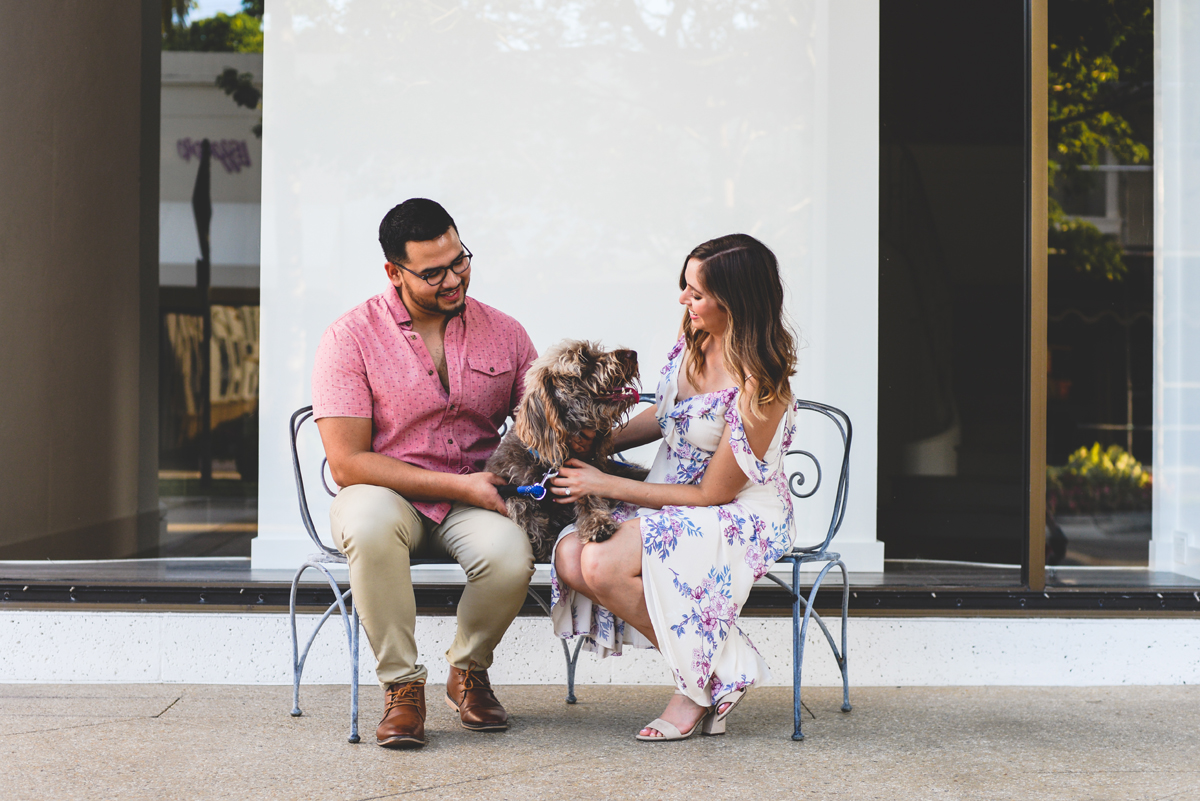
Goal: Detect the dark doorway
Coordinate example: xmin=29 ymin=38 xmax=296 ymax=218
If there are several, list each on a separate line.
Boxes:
xmin=878 ymin=0 xmax=1029 ymax=563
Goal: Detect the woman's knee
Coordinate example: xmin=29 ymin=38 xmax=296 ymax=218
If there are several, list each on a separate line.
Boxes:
xmin=554 ymin=535 xmax=586 ymax=591
xmin=578 ymin=542 xmax=615 ymax=593
xmin=580 ymin=520 xmax=642 ymax=592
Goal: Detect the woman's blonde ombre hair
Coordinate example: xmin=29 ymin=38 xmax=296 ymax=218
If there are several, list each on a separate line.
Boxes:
xmin=680 ymin=234 xmax=798 ymax=419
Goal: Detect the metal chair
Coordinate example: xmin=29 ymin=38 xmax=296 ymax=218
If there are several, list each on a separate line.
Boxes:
xmin=287 ymin=407 xmax=362 ymax=742
xmin=286 ymin=405 xmax=587 ymax=744
xmin=764 ymin=399 xmax=854 ymax=741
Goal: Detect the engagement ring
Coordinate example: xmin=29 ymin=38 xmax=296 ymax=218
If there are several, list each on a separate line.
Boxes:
xmin=565 ymin=488 xmax=571 ymax=496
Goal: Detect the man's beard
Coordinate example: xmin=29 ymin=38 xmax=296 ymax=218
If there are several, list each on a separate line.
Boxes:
xmin=409 ymin=282 xmax=468 ymax=318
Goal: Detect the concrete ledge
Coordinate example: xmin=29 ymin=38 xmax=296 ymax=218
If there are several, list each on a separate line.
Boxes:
xmin=0 ymin=611 xmax=1197 ymax=686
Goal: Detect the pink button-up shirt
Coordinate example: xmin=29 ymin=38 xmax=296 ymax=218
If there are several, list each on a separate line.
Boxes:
xmin=312 ymin=287 xmax=537 ymax=523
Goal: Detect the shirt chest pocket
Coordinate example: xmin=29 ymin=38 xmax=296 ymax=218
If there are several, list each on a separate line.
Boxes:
xmin=464 ymin=356 xmax=514 ymax=419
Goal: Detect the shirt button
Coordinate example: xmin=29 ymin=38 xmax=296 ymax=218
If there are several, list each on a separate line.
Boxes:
xmin=410 ymin=335 xmax=416 ymax=340
xmin=428 ymin=369 xmax=433 ymax=375
xmin=489 ymin=366 xmax=494 ymax=372
xmin=448 ymin=438 xmax=454 ymax=444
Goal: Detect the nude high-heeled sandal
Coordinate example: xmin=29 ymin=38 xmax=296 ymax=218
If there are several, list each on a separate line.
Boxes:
xmin=701 ymin=688 xmax=747 ymax=736
xmin=634 ymin=716 xmax=705 ymax=742
xmin=635 ymin=690 xmax=709 ymax=742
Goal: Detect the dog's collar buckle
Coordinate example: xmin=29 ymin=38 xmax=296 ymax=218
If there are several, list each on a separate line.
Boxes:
xmin=510 ymin=467 xmax=558 ymax=502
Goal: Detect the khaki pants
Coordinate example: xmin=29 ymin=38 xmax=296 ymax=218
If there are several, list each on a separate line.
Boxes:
xmin=330 ymin=484 xmax=534 ymax=688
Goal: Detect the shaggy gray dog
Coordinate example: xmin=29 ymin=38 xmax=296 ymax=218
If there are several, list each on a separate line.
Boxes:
xmin=486 ymin=340 xmax=649 ymax=562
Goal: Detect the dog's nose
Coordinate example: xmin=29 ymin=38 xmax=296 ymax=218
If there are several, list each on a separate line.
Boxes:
xmin=614 ymin=349 xmax=638 ymax=370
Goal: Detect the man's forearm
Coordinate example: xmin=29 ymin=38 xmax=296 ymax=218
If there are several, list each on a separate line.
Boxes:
xmin=332 ymin=451 xmax=468 ymax=504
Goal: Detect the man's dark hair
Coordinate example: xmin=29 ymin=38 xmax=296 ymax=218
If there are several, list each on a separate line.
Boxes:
xmin=378 ymin=198 xmax=457 ymax=264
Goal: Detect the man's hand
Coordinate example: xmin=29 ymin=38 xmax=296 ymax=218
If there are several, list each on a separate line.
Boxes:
xmin=457 ymin=471 xmax=508 ymax=516
xmin=317 ymin=416 xmax=508 ymax=514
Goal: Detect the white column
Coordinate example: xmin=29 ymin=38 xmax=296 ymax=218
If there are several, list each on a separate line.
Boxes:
xmin=1151 ymin=0 xmax=1200 ymax=579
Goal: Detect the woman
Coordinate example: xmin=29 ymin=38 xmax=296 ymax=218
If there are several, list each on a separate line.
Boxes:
xmin=549 ymin=233 xmax=799 ymax=741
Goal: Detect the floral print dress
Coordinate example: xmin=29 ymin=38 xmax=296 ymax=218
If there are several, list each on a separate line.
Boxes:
xmin=550 ymin=337 xmax=797 ymax=707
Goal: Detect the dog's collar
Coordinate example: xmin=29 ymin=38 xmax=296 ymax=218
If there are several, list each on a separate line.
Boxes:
xmin=506 ymin=462 xmax=558 ymax=501
xmin=515 ymin=439 xmax=562 ymax=495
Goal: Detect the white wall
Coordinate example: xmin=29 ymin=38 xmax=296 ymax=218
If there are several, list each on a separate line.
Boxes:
xmin=4 ymin=612 xmax=1197 ymax=686
xmin=1151 ymin=0 xmax=1200 ymax=579
xmin=254 ymin=0 xmax=884 ymax=570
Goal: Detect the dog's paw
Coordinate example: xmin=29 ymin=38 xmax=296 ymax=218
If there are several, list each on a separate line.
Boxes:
xmin=577 ymin=516 xmax=617 ymax=544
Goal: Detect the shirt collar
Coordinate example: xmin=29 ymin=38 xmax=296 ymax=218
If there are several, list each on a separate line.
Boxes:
xmin=384 ymin=284 xmax=412 ymax=328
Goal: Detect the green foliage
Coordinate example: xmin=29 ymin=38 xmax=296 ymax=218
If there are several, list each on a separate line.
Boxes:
xmin=163 ymin=12 xmax=263 ymax=53
xmin=162 ymin=0 xmax=195 ymax=34
xmin=1047 ymin=442 xmax=1151 ymax=515
xmin=216 ymin=68 xmax=263 ymax=138
xmin=1047 ymin=0 xmax=1152 ymax=281
xmin=216 ymin=68 xmax=261 ymax=110
xmin=1049 ymin=0 xmax=1152 ymax=175
xmin=1047 ymin=200 xmax=1127 ymax=280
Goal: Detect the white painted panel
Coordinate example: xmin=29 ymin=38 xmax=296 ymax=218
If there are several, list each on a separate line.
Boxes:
xmin=255 ymin=0 xmax=883 ymax=570
xmin=3 ymin=612 xmax=1198 ymax=686
xmin=1152 ymin=0 xmax=1200 ymax=579
xmin=160 ymin=201 xmax=262 ymax=269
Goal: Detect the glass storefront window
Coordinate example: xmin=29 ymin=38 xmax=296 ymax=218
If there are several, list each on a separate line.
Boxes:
xmin=156 ymin=2 xmax=263 ymax=558
xmin=1045 ymin=0 xmax=1153 ymax=568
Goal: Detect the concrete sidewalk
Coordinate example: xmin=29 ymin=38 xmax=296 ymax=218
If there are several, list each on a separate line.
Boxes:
xmin=0 ymin=684 xmax=1195 ymax=800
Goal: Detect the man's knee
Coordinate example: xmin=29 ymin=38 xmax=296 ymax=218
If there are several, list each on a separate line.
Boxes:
xmin=332 ymin=485 xmax=421 ymax=555
xmin=458 ymin=516 xmax=534 ymax=585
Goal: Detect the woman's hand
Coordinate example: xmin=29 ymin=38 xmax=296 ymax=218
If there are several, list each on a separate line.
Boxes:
xmin=550 ymin=459 xmax=616 ymax=503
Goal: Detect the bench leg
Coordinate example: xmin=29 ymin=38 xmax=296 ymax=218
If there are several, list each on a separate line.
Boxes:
xmin=349 ymin=602 xmax=361 ymax=743
xmin=290 ymin=566 xmax=305 ymax=717
xmin=563 ymin=637 xmax=584 ymax=704
xmin=792 ymin=559 xmax=805 ymax=741
xmin=835 ymin=560 xmax=852 ymax=714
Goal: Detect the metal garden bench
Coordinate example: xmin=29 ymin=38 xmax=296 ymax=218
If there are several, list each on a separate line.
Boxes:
xmin=287 ymin=396 xmax=853 ymax=743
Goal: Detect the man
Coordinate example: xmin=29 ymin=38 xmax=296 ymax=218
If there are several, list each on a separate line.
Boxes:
xmin=312 ymin=198 xmax=537 ymax=749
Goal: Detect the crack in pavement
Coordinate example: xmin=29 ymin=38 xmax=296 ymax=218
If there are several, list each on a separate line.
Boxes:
xmin=0 ymin=717 xmax=142 ymax=738
xmin=152 ymin=697 xmax=182 ymax=718
xmin=0 ymin=696 xmax=183 ymax=737
xmin=351 ymin=756 xmax=591 ymax=800
xmin=1152 ymin=785 xmax=1200 ymax=801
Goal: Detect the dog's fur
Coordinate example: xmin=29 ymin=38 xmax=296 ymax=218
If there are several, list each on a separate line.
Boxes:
xmin=486 ymin=340 xmax=649 ymax=562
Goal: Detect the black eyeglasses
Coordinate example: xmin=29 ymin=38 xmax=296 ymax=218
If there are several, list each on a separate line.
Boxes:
xmin=392 ymin=245 xmax=472 ymax=286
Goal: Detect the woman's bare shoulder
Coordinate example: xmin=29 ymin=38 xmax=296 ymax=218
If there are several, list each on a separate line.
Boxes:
xmin=737 ymin=387 xmax=788 ymax=428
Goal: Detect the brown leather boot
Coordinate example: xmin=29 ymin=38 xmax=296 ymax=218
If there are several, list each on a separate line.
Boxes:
xmin=376 ymin=679 xmax=426 ymax=749
xmin=445 ymin=662 xmax=509 ymax=731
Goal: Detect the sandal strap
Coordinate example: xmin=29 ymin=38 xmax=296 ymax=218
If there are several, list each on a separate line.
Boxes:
xmin=713 ymin=688 xmax=747 ymax=720
xmin=643 ymin=718 xmax=683 ymax=739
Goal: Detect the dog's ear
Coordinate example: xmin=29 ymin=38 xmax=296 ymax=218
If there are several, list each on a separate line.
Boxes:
xmin=514 ymin=370 xmax=571 ymax=468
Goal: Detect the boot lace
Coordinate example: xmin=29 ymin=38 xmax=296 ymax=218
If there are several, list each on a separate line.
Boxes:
xmin=385 ymin=679 xmax=425 ymax=713
xmin=462 ymin=662 xmax=492 ymax=693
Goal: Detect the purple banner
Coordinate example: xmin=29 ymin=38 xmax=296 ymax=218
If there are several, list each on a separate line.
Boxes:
xmin=176 ymin=138 xmax=253 ymax=174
